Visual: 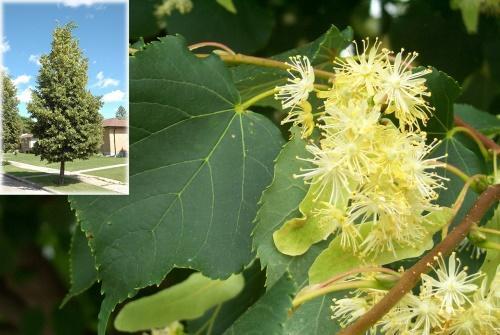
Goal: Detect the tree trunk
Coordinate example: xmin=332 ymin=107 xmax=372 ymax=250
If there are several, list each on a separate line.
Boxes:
xmin=59 ymin=160 xmax=65 ymax=185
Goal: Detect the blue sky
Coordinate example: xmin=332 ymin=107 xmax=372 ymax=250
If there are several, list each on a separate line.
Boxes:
xmin=2 ymin=0 xmax=127 ymax=119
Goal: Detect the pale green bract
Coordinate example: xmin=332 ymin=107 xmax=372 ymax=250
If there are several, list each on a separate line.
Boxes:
xmin=272 ymin=181 xmax=348 ymax=256
xmin=308 ymin=208 xmax=454 ymax=284
xmin=114 ymin=273 xmax=244 ymax=332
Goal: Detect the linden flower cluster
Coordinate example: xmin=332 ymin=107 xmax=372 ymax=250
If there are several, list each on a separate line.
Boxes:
xmin=155 ymin=0 xmax=193 ymax=18
xmin=331 ymin=253 xmax=500 ymax=335
xmin=275 ymin=39 xmax=446 ymax=256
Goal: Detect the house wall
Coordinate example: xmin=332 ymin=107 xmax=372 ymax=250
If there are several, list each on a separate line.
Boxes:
xmin=19 ymin=138 xmax=37 ymax=153
xmin=101 ymin=127 xmax=128 ymax=156
xmin=20 ymin=139 xmax=30 ymax=153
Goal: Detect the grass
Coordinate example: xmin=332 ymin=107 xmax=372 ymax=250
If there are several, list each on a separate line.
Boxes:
xmin=2 ymin=164 xmax=45 ymax=178
xmin=3 ymin=164 xmax=117 ymax=194
xmin=85 ymin=166 xmax=127 ymax=183
xmin=3 ymin=153 xmax=126 ymax=172
xmin=32 ymin=175 xmax=116 ymax=194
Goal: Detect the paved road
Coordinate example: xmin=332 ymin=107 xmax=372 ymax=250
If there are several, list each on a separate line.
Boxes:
xmin=0 ymin=174 xmax=52 ymax=195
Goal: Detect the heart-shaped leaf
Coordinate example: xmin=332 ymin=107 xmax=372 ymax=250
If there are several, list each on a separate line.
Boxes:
xmin=69 ymin=35 xmax=283 ymax=334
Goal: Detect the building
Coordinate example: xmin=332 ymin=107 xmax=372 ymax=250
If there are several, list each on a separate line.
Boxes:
xmin=18 ymin=119 xmax=128 ymax=156
xmin=19 ymin=133 xmax=38 ymax=152
xmin=102 ymin=118 xmax=128 ymax=157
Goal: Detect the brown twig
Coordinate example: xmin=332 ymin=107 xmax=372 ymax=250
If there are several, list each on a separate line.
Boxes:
xmin=338 ymin=184 xmax=500 ymax=335
xmin=454 ymin=115 xmax=500 ymax=154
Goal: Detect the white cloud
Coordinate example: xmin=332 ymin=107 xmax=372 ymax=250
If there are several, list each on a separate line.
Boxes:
xmin=18 ymin=87 xmax=33 ymax=103
xmin=62 ymin=0 xmax=101 ymax=7
xmin=13 ymin=75 xmax=31 ymax=86
xmin=102 ymin=90 xmax=125 ymax=103
xmin=29 ymin=54 xmax=41 ymax=66
xmin=95 ymin=71 xmax=119 ymax=88
xmin=0 ymin=38 xmax=10 ymax=53
xmin=0 ymin=64 xmax=8 ymax=74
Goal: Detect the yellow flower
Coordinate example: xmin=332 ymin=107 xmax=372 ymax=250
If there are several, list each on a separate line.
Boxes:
xmin=421 ymin=252 xmax=483 ymax=315
xmin=155 ymin=0 xmax=193 ymax=17
xmin=334 ymin=38 xmax=385 ymax=96
xmin=314 ymin=202 xmax=362 ymax=250
xmin=375 ymin=49 xmax=433 ymax=130
xmin=446 ymin=275 xmax=500 ymax=335
xmin=275 ymin=55 xmax=315 ymax=110
xmin=321 ymin=98 xmax=381 ymax=142
xmin=294 ymin=143 xmax=353 ymax=204
xmin=385 ymin=291 xmax=442 ymax=335
xmin=280 ymin=101 xmax=315 ymax=138
xmin=331 ymin=295 xmax=371 ymax=327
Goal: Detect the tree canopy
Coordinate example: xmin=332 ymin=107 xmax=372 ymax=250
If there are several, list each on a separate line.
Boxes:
xmin=1 ymin=74 xmax=22 ymax=152
xmin=27 ymin=23 xmax=103 ymax=183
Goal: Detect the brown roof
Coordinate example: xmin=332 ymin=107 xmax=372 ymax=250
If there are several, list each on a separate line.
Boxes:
xmin=103 ymin=118 xmax=127 ymax=128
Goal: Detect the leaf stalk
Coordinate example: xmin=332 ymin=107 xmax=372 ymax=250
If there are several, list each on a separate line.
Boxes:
xmin=195 ymin=53 xmax=336 ymax=80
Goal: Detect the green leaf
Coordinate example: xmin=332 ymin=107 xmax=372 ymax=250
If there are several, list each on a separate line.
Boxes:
xmin=454 ymin=103 xmax=500 ymax=136
xmin=69 ymin=35 xmax=283 ymax=335
xmin=167 ymin=0 xmax=274 ymax=54
xmin=459 ymin=70 xmax=500 ymax=112
xmin=308 ymin=208 xmax=453 ymax=284
xmin=451 ymin=0 xmax=481 ymax=34
xmin=253 ymin=128 xmax=328 ymax=287
xmin=216 ymin=0 xmax=237 ymax=13
xmin=130 ymin=37 xmax=146 ymax=53
xmin=130 ymin=0 xmax=161 ymax=40
xmin=433 ymin=137 xmax=485 ymax=218
xmin=61 ymin=225 xmax=97 ymax=307
xmin=479 ymin=205 xmax=500 ymax=285
xmin=388 ymin=1 xmax=482 ymax=82
xmin=284 ymin=292 xmax=341 ymax=335
xmin=423 ymin=67 xmax=461 ymax=138
xmin=422 ymin=69 xmax=485 ymax=227
xmin=114 ymin=272 xmax=244 ymax=332
xmin=186 ymin=261 xmax=266 ymax=334
xmin=222 ymin=274 xmax=296 ymax=335
xmin=232 ymin=25 xmax=353 ymax=108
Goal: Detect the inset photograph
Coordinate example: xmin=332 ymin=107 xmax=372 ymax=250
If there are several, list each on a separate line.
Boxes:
xmin=1 ymin=0 xmax=128 ymax=194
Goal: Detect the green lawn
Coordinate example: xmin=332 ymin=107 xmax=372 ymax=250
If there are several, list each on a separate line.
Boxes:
xmin=2 ymin=164 xmax=45 ymax=178
xmin=3 ymin=153 xmax=126 ymax=172
xmin=85 ymin=166 xmax=127 ymax=183
xmin=3 ymin=164 xmax=117 ymax=194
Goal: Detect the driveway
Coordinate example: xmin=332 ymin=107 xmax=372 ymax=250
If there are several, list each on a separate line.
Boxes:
xmin=0 ymin=174 xmax=52 ymax=195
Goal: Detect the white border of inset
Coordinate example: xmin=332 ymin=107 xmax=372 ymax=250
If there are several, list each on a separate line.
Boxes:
xmin=0 ymin=0 xmax=129 ymax=195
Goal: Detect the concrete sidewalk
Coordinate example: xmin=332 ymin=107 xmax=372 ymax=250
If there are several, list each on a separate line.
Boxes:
xmin=74 ymin=163 xmax=127 ymax=174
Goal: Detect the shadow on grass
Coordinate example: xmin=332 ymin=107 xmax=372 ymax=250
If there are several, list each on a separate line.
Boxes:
xmin=5 ymin=171 xmax=45 ymax=179
xmin=5 ymin=171 xmax=115 ymax=193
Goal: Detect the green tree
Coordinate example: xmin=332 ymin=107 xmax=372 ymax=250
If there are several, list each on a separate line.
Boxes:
xmin=1 ymin=74 xmax=22 ymax=152
xmin=20 ymin=116 xmax=35 ymax=134
xmin=115 ymin=105 xmax=127 ymax=120
xmin=28 ymin=23 xmax=103 ymax=184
